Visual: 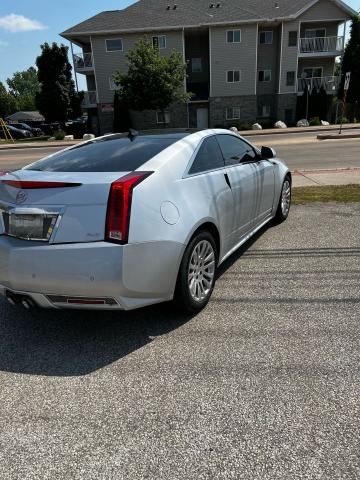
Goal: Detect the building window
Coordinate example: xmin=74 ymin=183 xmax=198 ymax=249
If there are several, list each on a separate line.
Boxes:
xmin=156 ymin=111 xmax=170 ymax=124
xmin=288 ymin=31 xmax=298 ymax=47
xmin=227 ymin=70 xmax=241 ymax=83
xmin=259 ymin=31 xmax=273 ymax=45
xmin=259 ymin=105 xmax=271 ymax=118
xmin=192 ymin=58 xmax=202 ymax=73
xmin=258 ymin=70 xmax=272 ymax=82
xmin=286 ymin=71 xmax=295 ymax=86
xmin=152 ymin=35 xmax=166 ymax=49
xmin=105 ymin=38 xmax=123 ymax=52
xmin=226 ymin=107 xmax=241 ymax=120
xmin=303 ymin=67 xmax=323 ymax=78
xmin=305 ymin=28 xmax=326 ymax=39
xmin=227 ymin=30 xmax=241 ymax=43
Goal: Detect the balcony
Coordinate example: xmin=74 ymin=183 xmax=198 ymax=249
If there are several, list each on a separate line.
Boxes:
xmin=73 ymin=52 xmax=94 ymax=73
xmin=298 ymin=36 xmax=345 ymax=57
xmin=297 ymin=76 xmax=341 ymax=95
xmin=82 ymin=91 xmax=97 ymax=108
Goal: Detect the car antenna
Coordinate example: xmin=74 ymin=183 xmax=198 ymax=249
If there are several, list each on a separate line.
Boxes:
xmin=128 ymin=128 xmax=139 ymax=140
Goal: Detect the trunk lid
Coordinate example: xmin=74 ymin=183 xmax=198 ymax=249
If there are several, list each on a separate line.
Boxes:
xmin=0 ymin=170 xmax=129 ymax=243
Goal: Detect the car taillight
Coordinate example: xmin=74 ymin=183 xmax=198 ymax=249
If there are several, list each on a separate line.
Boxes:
xmin=105 ymin=171 xmax=153 ymax=244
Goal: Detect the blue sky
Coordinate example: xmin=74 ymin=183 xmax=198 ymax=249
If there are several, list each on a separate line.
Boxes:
xmin=0 ymin=0 xmax=359 ymax=90
xmin=0 ymin=0 xmax=135 ymax=88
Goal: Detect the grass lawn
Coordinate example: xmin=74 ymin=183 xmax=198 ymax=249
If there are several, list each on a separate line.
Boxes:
xmin=292 ymin=185 xmax=360 ymax=204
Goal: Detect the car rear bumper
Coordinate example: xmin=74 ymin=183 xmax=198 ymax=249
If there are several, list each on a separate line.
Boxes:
xmin=0 ymin=236 xmax=185 ymax=310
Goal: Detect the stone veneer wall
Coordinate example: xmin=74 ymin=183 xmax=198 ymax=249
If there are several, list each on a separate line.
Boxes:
xmin=130 ymin=103 xmax=188 ymax=130
xmin=96 ymin=94 xmax=298 ymax=132
xmin=276 ymin=94 xmax=298 ymax=123
xmin=209 ymin=96 xmax=257 ymax=127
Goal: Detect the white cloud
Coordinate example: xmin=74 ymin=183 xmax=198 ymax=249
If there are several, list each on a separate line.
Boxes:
xmin=0 ymin=14 xmax=47 ymax=33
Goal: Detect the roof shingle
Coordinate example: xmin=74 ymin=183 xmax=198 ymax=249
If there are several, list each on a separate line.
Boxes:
xmin=61 ymin=0 xmax=317 ymax=36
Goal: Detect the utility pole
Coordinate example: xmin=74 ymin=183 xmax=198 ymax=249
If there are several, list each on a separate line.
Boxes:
xmin=305 ymin=83 xmax=310 ymax=121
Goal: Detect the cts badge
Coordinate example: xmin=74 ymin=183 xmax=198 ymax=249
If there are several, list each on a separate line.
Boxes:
xmin=16 ymin=190 xmax=28 ymax=204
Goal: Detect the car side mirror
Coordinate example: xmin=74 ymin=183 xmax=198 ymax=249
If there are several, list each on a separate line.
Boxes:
xmin=261 ymin=146 xmax=277 ymax=159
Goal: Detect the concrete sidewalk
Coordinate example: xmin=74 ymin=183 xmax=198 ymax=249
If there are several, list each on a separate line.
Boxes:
xmin=240 ymin=123 xmax=360 ymax=137
xmin=292 ymin=167 xmax=360 ymax=187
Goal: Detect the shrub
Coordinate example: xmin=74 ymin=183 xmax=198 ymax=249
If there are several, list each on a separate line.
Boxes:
xmin=54 ymin=130 xmax=66 ymax=140
xmin=309 ymin=117 xmax=321 ymax=126
xmin=258 ymin=119 xmax=273 ymax=129
xmin=236 ymin=122 xmax=252 ymax=131
xmin=340 ymin=117 xmax=350 ymax=124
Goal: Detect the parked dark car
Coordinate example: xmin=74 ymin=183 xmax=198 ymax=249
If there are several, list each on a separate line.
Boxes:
xmin=0 ymin=125 xmax=32 ymax=139
xmin=38 ymin=123 xmax=62 ymax=136
xmin=8 ymin=123 xmax=43 ymax=137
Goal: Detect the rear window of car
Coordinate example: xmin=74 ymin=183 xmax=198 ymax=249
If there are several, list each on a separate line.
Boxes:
xmin=24 ymin=135 xmax=181 ymax=172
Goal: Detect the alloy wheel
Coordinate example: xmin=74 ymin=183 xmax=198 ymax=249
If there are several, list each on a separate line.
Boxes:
xmin=188 ymin=240 xmax=215 ymax=302
xmin=281 ymin=180 xmax=291 ymax=217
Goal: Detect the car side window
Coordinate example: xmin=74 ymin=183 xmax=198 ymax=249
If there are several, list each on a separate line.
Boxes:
xmin=217 ymin=135 xmax=256 ymax=166
xmin=189 ymin=136 xmax=225 ymax=175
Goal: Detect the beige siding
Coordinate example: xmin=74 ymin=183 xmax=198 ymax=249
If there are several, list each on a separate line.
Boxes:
xmin=91 ymin=30 xmax=184 ymax=103
xmin=299 ymin=0 xmax=349 ymax=21
xmin=279 ymin=21 xmax=299 ymax=94
xmin=257 ymin=26 xmax=280 ymax=95
xmin=210 ymin=25 xmax=257 ymax=97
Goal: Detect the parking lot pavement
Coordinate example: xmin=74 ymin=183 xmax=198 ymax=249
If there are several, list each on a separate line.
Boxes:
xmin=0 ymin=203 xmax=359 ymax=479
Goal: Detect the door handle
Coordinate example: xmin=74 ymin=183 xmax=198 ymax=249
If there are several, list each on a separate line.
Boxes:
xmin=224 ymin=173 xmax=231 ymax=189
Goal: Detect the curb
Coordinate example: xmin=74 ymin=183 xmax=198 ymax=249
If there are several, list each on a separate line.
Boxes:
xmin=292 ymin=167 xmax=360 ymax=175
xmin=1 ymin=124 xmax=360 ymax=149
xmin=317 ymin=133 xmax=360 ymax=140
xmin=241 ymin=124 xmax=360 ymax=137
xmin=0 ymin=142 xmax=79 ymax=151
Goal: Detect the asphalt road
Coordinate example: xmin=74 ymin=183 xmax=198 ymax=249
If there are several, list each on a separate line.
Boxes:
xmin=246 ymin=131 xmax=360 ymax=170
xmin=0 ymin=203 xmax=359 ymax=479
xmin=0 ymin=131 xmax=360 ymax=171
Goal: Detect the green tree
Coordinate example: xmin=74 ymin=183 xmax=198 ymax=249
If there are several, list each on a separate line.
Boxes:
xmin=7 ymin=67 xmax=39 ymax=96
xmin=318 ymin=86 xmax=329 ymax=120
xmin=113 ymin=91 xmax=132 ymax=132
xmin=0 ymin=82 xmax=18 ymax=118
xmin=113 ymin=38 xmax=191 ymax=116
xmin=6 ymin=67 xmax=40 ymax=110
xmin=35 ymin=42 xmax=83 ymax=122
xmin=339 ymin=15 xmax=360 ymax=105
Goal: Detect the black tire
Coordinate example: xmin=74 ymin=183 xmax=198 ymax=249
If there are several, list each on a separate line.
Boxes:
xmin=174 ymin=230 xmax=218 ymax=313
xmin=273 ymin=175 xmax=292 ymax=224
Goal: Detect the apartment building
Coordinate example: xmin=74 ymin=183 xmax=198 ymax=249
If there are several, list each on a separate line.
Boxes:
xmin=61 ymin=0 xmax=356 ymax=133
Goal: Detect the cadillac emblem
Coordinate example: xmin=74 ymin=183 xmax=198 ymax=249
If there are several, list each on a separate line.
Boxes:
xmin=16 ymin=190 xmax=28 ymax=204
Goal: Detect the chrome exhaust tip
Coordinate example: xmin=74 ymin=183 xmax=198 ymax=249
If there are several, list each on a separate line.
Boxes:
xmin=21 ymin=298 xmax=35 ymax=309
xmin=6 ymin=295 xmax=17 ymax=306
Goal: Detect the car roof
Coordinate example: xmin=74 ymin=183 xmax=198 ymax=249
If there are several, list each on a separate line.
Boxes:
xmin=96 ymin=128 xmax=236 ymax=142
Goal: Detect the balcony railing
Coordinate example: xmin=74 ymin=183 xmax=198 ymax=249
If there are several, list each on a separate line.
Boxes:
xmin=82 ymin=91 xmax=97 ymax=107
xmin=297 ymin=76 xmax=341 ymax=94
xmin=73 ymin=52 xmax=93 ymax=70
xmin=298 ymin=36 xmax=344 ymax=54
